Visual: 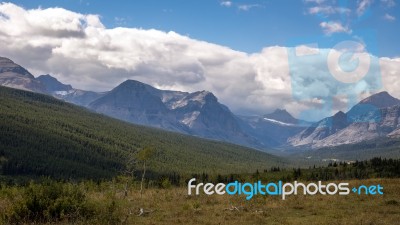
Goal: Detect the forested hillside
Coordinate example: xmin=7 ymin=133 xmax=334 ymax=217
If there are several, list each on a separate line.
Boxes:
xmin=0 ymin=86 xmax=283 ymax=180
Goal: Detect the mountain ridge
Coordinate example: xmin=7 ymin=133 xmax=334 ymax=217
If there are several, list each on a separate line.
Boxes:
xmin=0 ymin=57 xmax=46 ymax=93
xmin=89 ymin=79 xmax=261 ymax=148
xmin=2 ymin=56 xmax=399 ymax=151
xmin=288 ymin=92 xmax=400 ymax=148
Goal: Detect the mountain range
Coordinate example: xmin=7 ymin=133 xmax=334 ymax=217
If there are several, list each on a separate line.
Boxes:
xmin=1 ymin=56 xmax=400 ymax=152
xmin=288 ymin=92 xmax=400 ymax=148
xmin=36 ymin=74 xmax=105 ymax=106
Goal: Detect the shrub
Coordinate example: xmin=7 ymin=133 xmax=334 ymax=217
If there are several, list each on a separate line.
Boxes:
xmin=161 ymin=178 xmax=172 ymax=189
xmin=5 ymin=181 xmax=93 ymax=223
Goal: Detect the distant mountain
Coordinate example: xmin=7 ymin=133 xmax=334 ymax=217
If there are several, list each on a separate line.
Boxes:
xmin=37 ymin=74 xmax=105 ymax=106
xmin=172 ymin=91 xmax=260 ymax=146
xmin=0 ymin=58 xmax=104 ymax=106
xmin=3 ymin=56 xmax=399 ymax=152
xmin=0 ymin=57 xmax=45 ymax=93
xmin=345 ymin=91 xmax=400 ymax=123
xmin=58 ymin=89 xmax=105 ymax=107
xmin=89 ymin=80 xmax=261 ymax=148
xmin=37 ymin=74 xmax=73 ymax=93
xmin=51 ymin=76 xmax=308 ymax=149
xmin=288 ymin=111 xmax=348 ymax=147
xmin=0 ymin=57 xmax=266 ymax=149
xmin=264 ymin=109 xmax=299 ymax=125
xmin=313 ymin=105 xmax=400 ymax=148
xmin=359 ymin=91 xmax=400 ymax=108
xmin=288 ymin=92 xmax=400 ymax=148
xmin=89 ymin=80 xmax=186 ymax=132
xmin=239 ymin=109 xmax=311 ymax=147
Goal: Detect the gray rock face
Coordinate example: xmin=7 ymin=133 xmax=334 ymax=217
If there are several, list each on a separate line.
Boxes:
xmin=313 ymin=105 xmax=400 ymax=148
xmin=288 ymin=92 xmax=400 ymax=148
xmin=288 ymin=111 xmax=349 ymax=147
xmin=172 ymin=91 xmax=254 ymax=143
xmin=0 ymin=57 xmax=45 ymax=93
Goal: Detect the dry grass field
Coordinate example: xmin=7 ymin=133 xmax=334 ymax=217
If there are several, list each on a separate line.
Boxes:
xmin=120 ymin=178 xmax=400 ymax=225
xmin=1 ymin=178 xmax=398 ymax=224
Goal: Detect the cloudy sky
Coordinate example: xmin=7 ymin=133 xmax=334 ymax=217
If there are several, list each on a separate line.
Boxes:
xmin=0 ymin=0 xmax=399 ymax=120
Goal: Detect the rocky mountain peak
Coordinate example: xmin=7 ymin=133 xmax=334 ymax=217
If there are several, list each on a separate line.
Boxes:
xmin=0 ymin=56 xmax=45 ymax=92
xmin=0 ymin=57 xmax=34 ymax=79
xmin=120 ymin=79 xmax=147 ymax=86
xmin=117 ymin=79 xmax=150 ymax=89
xmin=0 ymin=57 xmax=15 ymax=65
xmin=37 ymin=74 xmax=73 ymax=92
xmin=333 ymin=110 xmax=346 ymax=118
xmin=264 ymin=109 xmax=298 ymax=124
xmin=359 ymin=91 xmax=400 ymax=108
xmin=197 ymin=90 xmax=218 ymax=102
xmin=110 ymin=79 xmax=160 ymax=96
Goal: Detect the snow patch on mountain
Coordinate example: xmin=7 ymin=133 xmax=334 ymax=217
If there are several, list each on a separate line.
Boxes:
xmin=263 ymin=118 xmax=295 ymax=126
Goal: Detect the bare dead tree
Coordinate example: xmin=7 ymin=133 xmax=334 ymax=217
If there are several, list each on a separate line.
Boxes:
xmin=136 ymin=146 xmax=155 ymax=199
xmin=122 ymin=152 xmax=136 ymax=198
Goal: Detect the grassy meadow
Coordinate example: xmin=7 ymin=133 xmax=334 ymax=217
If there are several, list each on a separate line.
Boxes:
xmin=0 ymin=178 xmax=399 ymax=225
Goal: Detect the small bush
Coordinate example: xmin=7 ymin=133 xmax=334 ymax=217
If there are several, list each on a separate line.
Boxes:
xmin=5 ymin=181 xmax=93 ymax=223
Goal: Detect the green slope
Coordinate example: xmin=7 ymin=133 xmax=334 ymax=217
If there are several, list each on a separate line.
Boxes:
xmin=0 ymin=86 xmax=284 ymax=180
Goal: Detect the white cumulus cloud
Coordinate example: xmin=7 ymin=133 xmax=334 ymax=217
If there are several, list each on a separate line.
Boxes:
xmin=0 ymin=3 xmax=399 ymax=121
